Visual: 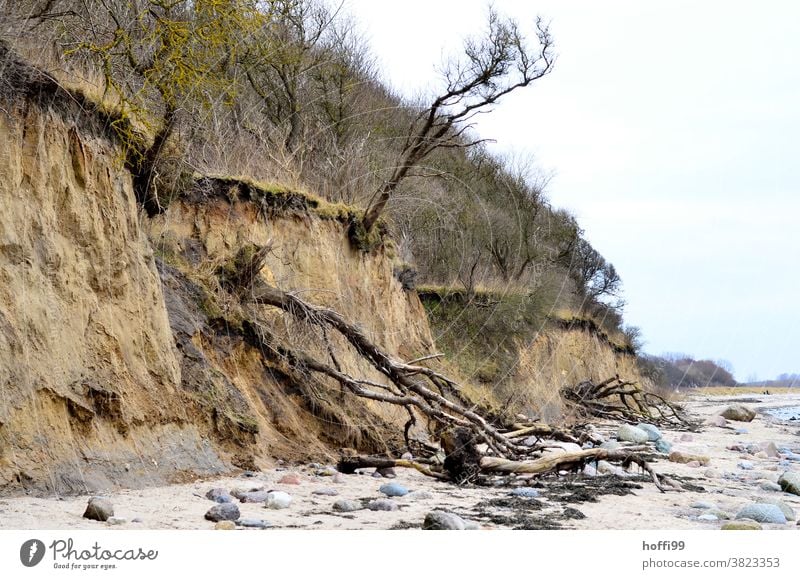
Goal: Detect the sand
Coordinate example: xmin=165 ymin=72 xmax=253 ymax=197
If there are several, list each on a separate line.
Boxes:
xmin=2 ymin=393 xmax=799 ymax=530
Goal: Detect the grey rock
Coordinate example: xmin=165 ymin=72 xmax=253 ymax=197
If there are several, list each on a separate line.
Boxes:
xmin=599 ymin=441 xmax=622 ymax=451
xmin=205 ymin=488 xmax=234 ymax=503
xmin=423 ymin=511 xmax=476 ymax=530
xmin=401 ymin=452 xmax=413 ymax=460
xmin=690 ymin=500 xmax=716 ymax=509
xmin=367 ymin=499 xmax=398 ymax=511
xmin=636 ymin=423 xmax=663 ymax=441
xmin=83 ymin=497 xmax=114 ymax=522
xmin=707 ymin=415 xmax=728 ymax=427
xmin=582 ymin=464 xmax=598 ymax=477
xmin=131 ymin=518 xmax=143 ymax=524
xmin=106 ymin=517 xmax=126 ymax=525
xmin=379 ymin=482 xmax=409 ymax=497
xmin=707 ymin=508 xmax=731 ymax=520
xmin=778 ymin=471 xmax=800 ymax=495
xmin=332 ymin=499 xmax=362 ymax=513
xmin=738 ymin=460 xmax=755 ymax=470
xmin=721 ymin=404 xmax=756 ymax=422
xmin=735 ymin=503 xmax=786 ymax=524
xmin=377 ymin=467 xmax=397 ymax=478
xmin=509 ymin=487 xmax=539 ymax=498
xmin=617 ymin=424 xmax=650 ymax=444
xmin=205 ymin=503 xmax=240 ymax=522
xmin=239 ymin=491 xmax=271 ymax=503
xmin=371 ymin=471 xmax=383 ymax=478
xmin=312 ymin=487 xmax=339 ymax=496
xmin=655 ymin=439 xmax=672 ymax=454
xmin=759 ymin=481 xmax=783 ymax=492
xmin=697 ymin=514 xmax=718 ymax=521
xmin=735 ymin=428 xmax=749 ymax=434
xmin=407 ymin=490 xmax=434 ymax=500
xmin=757 ymin=499 xmax=796 ymax=521
xmin=236 ymin=518 xmax=272 ymax=529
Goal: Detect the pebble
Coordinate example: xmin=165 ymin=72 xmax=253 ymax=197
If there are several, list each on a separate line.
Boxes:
xmin=230 ymin=487 xmax=263 ymax=500
xmin=367 ymin=499 xmax=398 ymax=511
xmin=205 ymin=503 xmax=240 ymax=522
xmin=401 ymin=452 xmax=413 ymax=460
xmin=635 ymin=423 xmax=663 ymax=441
xmin=240 ymin=491 xmax=271 ymax=503
xmin=106 ymin=517 xmax=126 ymax=525
xmin=332 ymin=499 xmax=362 ymax=512
xmin=379 ymin=482 xmax=409 ymax=497
xmin=669 ymin=451 xmax=710 ymax=465
xmin=778 ymin=471 xmax=800 ymax=495
xmin=757 ymin=499 xmax=796 ymax=521
xmin=312 ymin=488 xmax=339 ymax=496
xmin=277 ymin=473 xmax=302 ymax=485
xmin=315 ymin=467 xmax=338 ymax=477
xmin=83 ymin=497 xmax=114 ymax=522
xmin=738 ymin=460 xmax=754 ymax=470
xmin=236 ymin=518 xmax=272 ymax=529
xmin=655 ymin=439 xmax=672 ymax=454
xmin=735 ymin=503 xmax=786 ymax=524
xmin=599 ymin=441 xmax=622 ymax=451
xmin=131 ymin=518 xmax=143 ymax=524
xmin=735 ymin=428 xmax=749 ymax=435
xmin=758 ymin=480 xmax=783 ymax=492
xmin=617 ymin=424 xmax=650 ymax=444
xmin=690 ymin=500 xmax=716 ymax=509
xmin=265 ymin=491 xmax=293 ymax=509
xmin=377 ymin=467 xmax=397 ymax=478
xmin=704 ymin=468 xmax=721 ymax=479
xmin=331 ymin=473 xmax=346 ymax=484
xmin=372 ymin=471 xmax=383 ymax=478
xmin=583 ymin=465 xmax=598 ymax=477
xmin=722 ymin=521 xmax=762 ymax=530
xmin=707 ymin=415 xmax=728 ymax=428
xmin=697 ymin=514 xmax=718 ymax=521
xmin=509 ymin=487 xmax=539 ymax=498
xmin=423 ymin=511 xmax=479 ymax=530
xmin=205 ymin=488 xmax=233 ymax=503
xmin=215 ymin=521 xmax=236 ymax=530
xmin=596 ymin=460 xmax=625 ymax=476
xmin=407 ymin=490 xmax=434 ymax=500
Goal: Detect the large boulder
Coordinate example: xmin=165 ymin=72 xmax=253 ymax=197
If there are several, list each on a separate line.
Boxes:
xmin=83 ymin=497 xmax=114 ymax=522
xmin=757 ymin=499 xmax=796 ymax=521
xmin=720 ymin=404 xmax=756 ymax=422
xmin=778 ymin=471 xmax=800 ymax=496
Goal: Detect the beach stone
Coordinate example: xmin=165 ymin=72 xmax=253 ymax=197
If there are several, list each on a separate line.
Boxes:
xmin=230 ymin=486 xmax=262 ymax=500
xmin=691 ymin=500 xmax=716 ymax=509
xmin=783 ymin=453 xmax=800 ymax=462
xmin=372 ymin=471 xmax=383 ymax=478
xmin=655 ymin=439 xmax=672 ymax=454
xmin=596 ymin=460 xmax=624 ymax=476
xmin=722 ymin=521 xmax=762 ymax=530
xmin=240 ymin=491 xmax=271 ymax=503
xmin=510 ymin=487 xmax=539 ymax=498
xmin=236 ymin=518 xmax=272 ymax=529
xmin=312 ymin=488 xmax=339 ymax=496
xmin=617 ymin=424 xmax=650 ymax=443
xmin=205 ymin=503 xmax=240 ymax=522
xmin=721 ymin=404 xmax=756 ymax=422
xmin=697 ymin=514 xmax=718 ymax=521
xmin=265 ymin=491 xmax=293 ymax=509
xmin=708 ymin=509 xmax=731 ymax=520
xmin=423 ymin=511 xmax=472 ymax=530
xmin=636 ymin=423 xmax=663 ymax=441
xmin=600 ymin=441 xmax=622 ymax=451
xmin=738 ymin=460 xmax=754 ymax=470
xmin=377 ymin=467 xmax=397 ymax=478
xmin=704 ymin=468 xmax=721 ymax=478
xmin=707 ymin=415 xmax=728 ymax=427
xmin=407 ymin=490 xmax=434 ymax=500
xmin=679 ymin=434 xmax=694 ymax=442
xmin=106 ymin=517 xmax=127 ymax=525
xmin=379 ymin=482 xmax=409 ymax=497
xmin=759 ymin=480 xmax=783 ymax=492
xmin=583 ymin=464 xmax=598 ymax=477
xmin=83 ymin=497 xmax=114 ymax=522
xmin=332 ymin=499 xmax=362 ymax=513
xmin=215 ymin=521 xmax=236 ymax=530
xmin=278 ymin=473 xmax=302 ymax=485
xmin=754 ymin=451 xmax=769 ymax=459
xmin=205 ymin=488 xmax=233 ymax=503
xmin=367 ymin=499 xmax=399 ymax=511
xmin=401 ymin=452 xmax=413 ymax=460
xmin=315 ymin=467 xmax=338 ymax=477
xmin=735 ymin=503 xmax=787 ymax=524
xmin=757 ymin=499 xmax=796 ymax=521
xmin=131 ymin=518 xmax=143 ymax=524
xmin=669 ymin=451 xmax=710 ymax=465
xmin=778 ymin=471 xmax=800 ymax=495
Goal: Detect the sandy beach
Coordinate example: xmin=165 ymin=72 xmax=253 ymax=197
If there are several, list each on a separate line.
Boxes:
xmin=2 ymin=393 xmax=799 ymax=530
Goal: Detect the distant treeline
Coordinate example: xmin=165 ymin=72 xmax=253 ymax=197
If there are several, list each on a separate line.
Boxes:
xmin=745 ymin=374 xmax=800 ymax=389
xmin=637 ymin=353 xmax=737 ymax=389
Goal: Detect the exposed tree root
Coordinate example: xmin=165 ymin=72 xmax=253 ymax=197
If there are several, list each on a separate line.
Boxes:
xmin=560 ymin=376 xmax=698 ymax=430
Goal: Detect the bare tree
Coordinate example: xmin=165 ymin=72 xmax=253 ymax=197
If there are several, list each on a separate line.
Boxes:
xmin=361 ymin=6 xmax=555 ymax=233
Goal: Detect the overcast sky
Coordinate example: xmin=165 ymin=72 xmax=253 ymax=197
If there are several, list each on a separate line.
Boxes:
xmin=345 ymin=0 xmax=800 ymax=381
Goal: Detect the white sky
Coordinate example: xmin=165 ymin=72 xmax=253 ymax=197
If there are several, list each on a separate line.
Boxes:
xmin=345 ymin=0 xmax=800 ymax=381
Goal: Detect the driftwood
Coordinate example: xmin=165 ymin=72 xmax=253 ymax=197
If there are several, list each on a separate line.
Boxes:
xmin=479 ymin=449 xmax=668 ymax=492
xmin=561 ymin=376 xmax=696 ymax=429
xmin=337 ymin=456 xmax=448 ymax=480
